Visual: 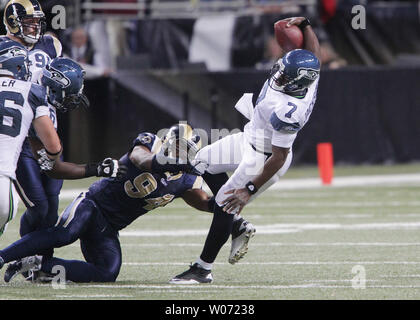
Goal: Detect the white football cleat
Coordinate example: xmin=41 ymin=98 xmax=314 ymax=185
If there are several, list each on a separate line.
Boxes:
xmin=229 ymin=218 xmax=256 ymax=264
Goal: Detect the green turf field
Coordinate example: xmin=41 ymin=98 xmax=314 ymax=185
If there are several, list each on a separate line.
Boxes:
xmin=1 ymin=163 xmax=420 ymax=300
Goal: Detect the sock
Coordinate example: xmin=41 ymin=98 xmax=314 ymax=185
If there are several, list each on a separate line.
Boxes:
xmin=199 ymin=204 xmax=234 ymax=264
xmin=195 ymin=257 xmax=213 ymax=270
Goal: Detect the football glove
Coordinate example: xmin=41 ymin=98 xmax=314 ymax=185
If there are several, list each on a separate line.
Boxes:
xmin=97 ymin=158 xmax=128 ymax=179
xmin=151 ymin=152 xmax=206 ymax=176
xmin=37 ymin=148 xmax=56 ymax=171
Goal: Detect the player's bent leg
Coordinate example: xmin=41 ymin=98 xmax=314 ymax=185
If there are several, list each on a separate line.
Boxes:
xmin=214 ymin=144 xmax=268 ymax=264
xmin=196 ymin=132 xmax=244 ymax=175
xmin=0 ymin=194 xmax=94 ymax=281
xmin=0 ymin=176 xmax=18 ymax=237
xmin=38 ymin=216 xmax=123 ymax=283
xmin=229 ymin=217 xmax=256 ymax=265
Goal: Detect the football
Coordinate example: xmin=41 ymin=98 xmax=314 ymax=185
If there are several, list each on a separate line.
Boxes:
xmin=274 ymin=20 xmax=304 ymax=52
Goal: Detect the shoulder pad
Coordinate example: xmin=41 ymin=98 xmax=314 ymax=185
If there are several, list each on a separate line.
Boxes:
xmin=132 ymin=132 xmax=160 ymax=153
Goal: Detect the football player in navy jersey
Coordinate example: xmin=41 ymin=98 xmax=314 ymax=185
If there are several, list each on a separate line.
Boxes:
xmin=0 ymin=124 xmax=214 ymax=283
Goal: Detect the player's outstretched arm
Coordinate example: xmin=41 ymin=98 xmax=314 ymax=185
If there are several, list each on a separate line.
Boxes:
xmin=284 ymin=17 xmax=322 ymax=64
xmin=182 ymin=189 xmax=213 ymax=213
xmin=29 ymin=138 xmax=126 ymax=179
xmin=129 ymin=145 xmax=154 ymax=171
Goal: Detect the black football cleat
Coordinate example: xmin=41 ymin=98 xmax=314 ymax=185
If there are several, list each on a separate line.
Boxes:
xmin=169 ymin=263 xmax=213 ymax=284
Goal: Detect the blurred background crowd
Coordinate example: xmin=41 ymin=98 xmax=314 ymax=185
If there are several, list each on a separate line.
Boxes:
xmin=4 ymin=0 xmax=418 ymax=78
xmin=1 ymin=0 xmax=419 ymax=166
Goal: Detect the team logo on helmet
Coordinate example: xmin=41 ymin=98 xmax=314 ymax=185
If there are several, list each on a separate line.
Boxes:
xmin=297 ymin=68 xmax=319 ymax=81
xmin=45 ymin=65 xmax=71 ymax=88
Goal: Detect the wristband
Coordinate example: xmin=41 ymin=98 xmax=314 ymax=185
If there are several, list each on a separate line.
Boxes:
xmin=298 ymin=18 xmax=311 ymax=31
xmin=245 ymin=181 xmax=258 ymax=195
xmin=45 ymin=146 xmax=62 ymax=157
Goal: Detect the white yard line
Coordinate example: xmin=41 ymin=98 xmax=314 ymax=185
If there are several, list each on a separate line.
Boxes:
xmin=118 ymin=242 xmax=420 ymax=247
xmin=122 ymin=261 xmax=420 ymax=266
xmin=58 ymin=173 xmax=420 ymax=200
xmin=55 ymin=294 xmax=133 ymax=298
xmin=120 ymin=221 xmax=420 ymax=237
xmin=76 ymin=283 xmax=420 ymax=290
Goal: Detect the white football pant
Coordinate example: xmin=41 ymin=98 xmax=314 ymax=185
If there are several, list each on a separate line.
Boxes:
xmin=0 ymin=175 xmax=18 ymax=236
xmin=196 ymin=132 xmax=292 ymax=212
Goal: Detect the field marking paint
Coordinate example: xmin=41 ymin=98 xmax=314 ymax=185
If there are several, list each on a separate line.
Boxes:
xmin=120 ymin=221 xmax=420 ymax=237
xmin=117 ymin=242 xmax=420 ymax=248
xmin=122 ymin=261 xmax=420 ymax=266
xmin=59 ymin=173 xmax=420 ymax=200
xmin=55 ymin=294 xmax=133 ymax=298
xmin=76 ymin=283 xmax=420 ymax=290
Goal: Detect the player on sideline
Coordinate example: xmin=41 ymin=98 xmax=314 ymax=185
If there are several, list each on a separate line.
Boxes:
xmin=170 ymin=17 xmax=322 ymax=284
xmin=0 ymin=40 xmax=62 ymax=236
xmin=0 ymin=124 xmax=215 ymax=283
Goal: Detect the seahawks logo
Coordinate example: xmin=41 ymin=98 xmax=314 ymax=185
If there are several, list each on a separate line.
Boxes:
xmin=298 ymin=68 xmax=319 ymax=81
xmin=8 ymin=47 xmax=26 ymax=57
xmin=49 ymin=69 xmax=70 ymax=88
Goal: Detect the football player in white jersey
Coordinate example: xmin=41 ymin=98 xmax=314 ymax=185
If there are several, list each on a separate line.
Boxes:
xmin=170 ymin=17 xmax=322 ymax=284
xmin=0 ymin=40 xmax=62 ymax=236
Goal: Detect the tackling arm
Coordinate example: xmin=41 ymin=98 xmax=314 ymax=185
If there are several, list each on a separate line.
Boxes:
xmin=129 ymin=145 xmax=154 ymax=171
xmin=29 ymin=138 xmax=126 ymax=180
xmin=182 ymin=189 xmax=213 ymax=213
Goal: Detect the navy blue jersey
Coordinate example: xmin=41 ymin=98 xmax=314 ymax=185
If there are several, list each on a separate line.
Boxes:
xmin=87 ymin=132 xmax=202 ymax=231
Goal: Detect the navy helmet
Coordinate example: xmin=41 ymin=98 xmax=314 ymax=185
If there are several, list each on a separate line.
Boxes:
xmin=269 ymin=49 xmax=320 ymax=93
xmin=3 ymin=0 xmax=46 ymax=44
xmin=41 ymin=57 xmax=89 ymax=112
xmin=0 ymin=40 xmax=29 ymax=80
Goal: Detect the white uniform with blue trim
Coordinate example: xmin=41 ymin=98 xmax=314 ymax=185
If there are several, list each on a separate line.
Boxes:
xmin=0 ymin=78 xmax=50 ymax=233
xmin=196 ymin=77 xmax=319 ymax=211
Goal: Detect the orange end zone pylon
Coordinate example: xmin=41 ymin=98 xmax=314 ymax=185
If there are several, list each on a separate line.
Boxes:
xmin=317 ymin=142 xmax=334 ymax=185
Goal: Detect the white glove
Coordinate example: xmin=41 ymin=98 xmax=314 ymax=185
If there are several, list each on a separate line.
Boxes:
xmin=37 ymin=148 xmax=56 ymax=171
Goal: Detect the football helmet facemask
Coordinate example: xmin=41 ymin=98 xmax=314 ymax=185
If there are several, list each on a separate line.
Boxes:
xmin=41 ymin=57 xmax=89 ymax=112
xmin=161 ymin=123 xmax=202 ymax=163
xmin=3 ymin=0 xmax=46 ymax=45
xmin=269 ymin=49 xmax=320 ymax=94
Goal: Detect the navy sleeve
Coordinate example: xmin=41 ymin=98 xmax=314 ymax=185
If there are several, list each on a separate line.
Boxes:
xmin=36 ymin=35 xmax=62 ymax=58
xmin=28 ymin=83 xmax=48 ymax=113
xmin=131 ymin=132 xmax=158 ymax=152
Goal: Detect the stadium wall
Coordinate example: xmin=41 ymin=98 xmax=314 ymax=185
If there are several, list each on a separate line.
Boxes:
xmin=61 ymin=67 xmax=420 ymax=165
